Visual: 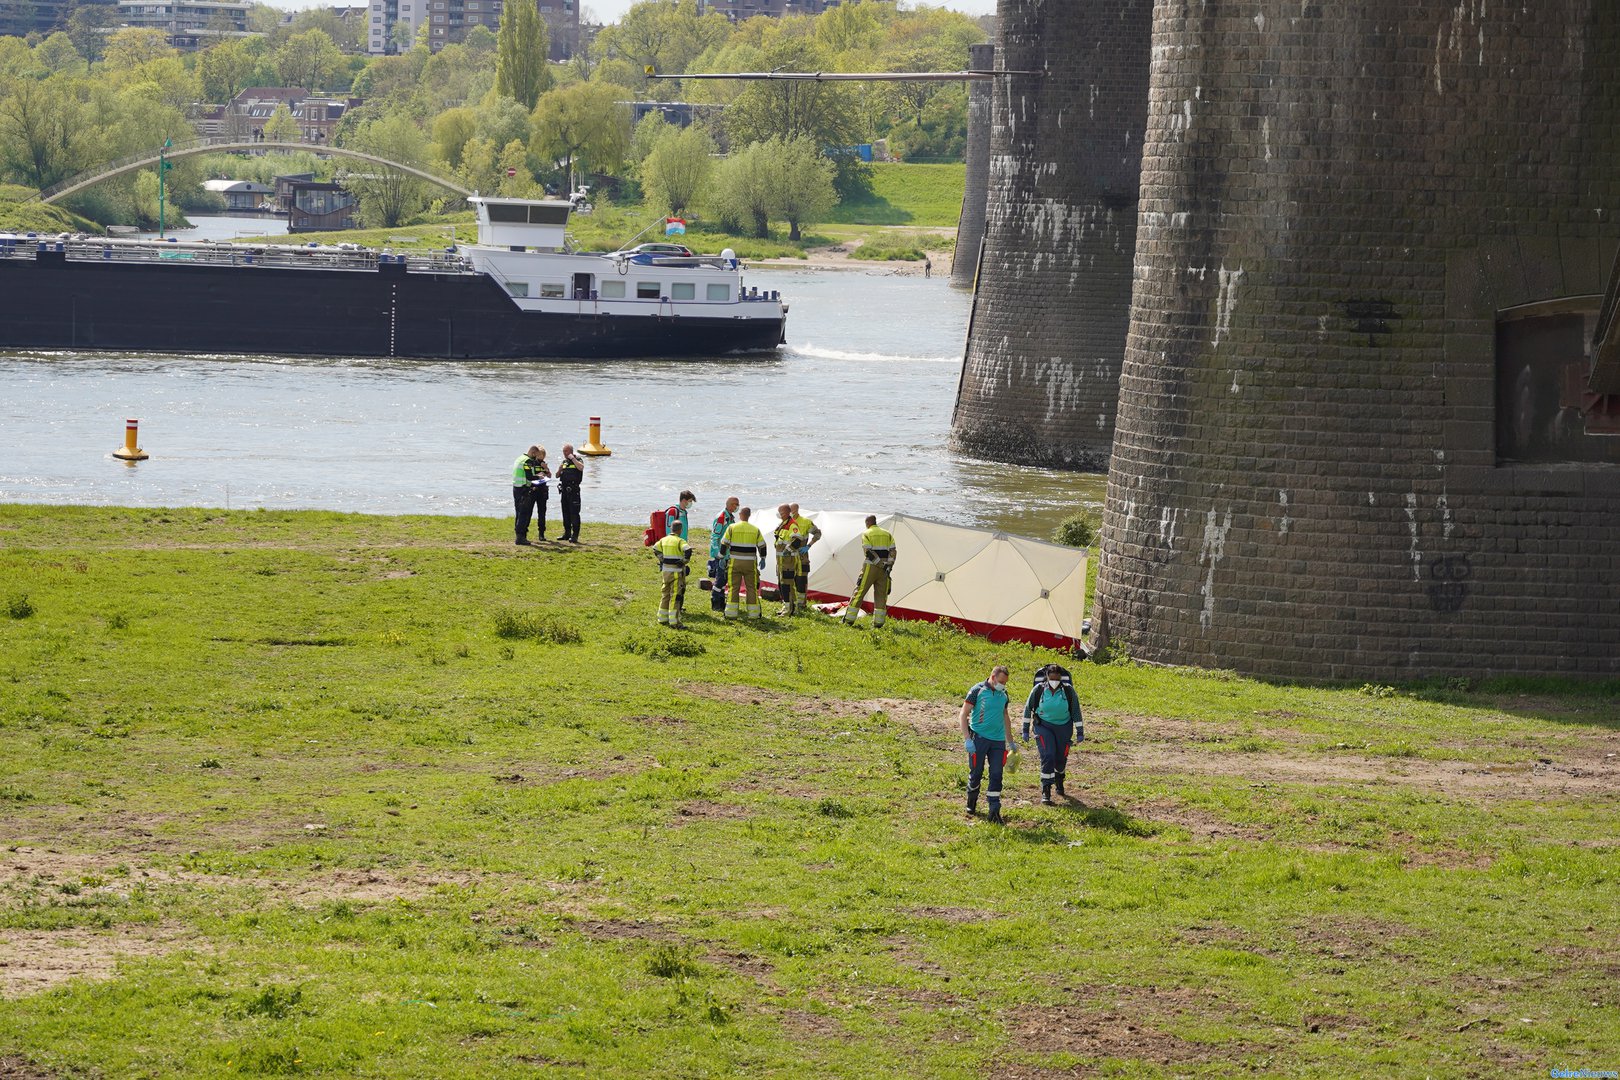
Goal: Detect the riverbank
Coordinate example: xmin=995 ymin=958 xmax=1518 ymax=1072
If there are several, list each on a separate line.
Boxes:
xmin=2 ymin=505 xmax=1616 ymax=1077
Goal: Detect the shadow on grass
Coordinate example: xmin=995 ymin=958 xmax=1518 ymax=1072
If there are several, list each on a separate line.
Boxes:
xmin=1004 ymin=806 xmax=1157 ymax=842
xmin=827 ymin=196 xmax=915 ymax=227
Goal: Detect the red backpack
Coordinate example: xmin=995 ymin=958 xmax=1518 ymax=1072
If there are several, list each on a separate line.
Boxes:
xmin=642 ymin=506 xmax=679 ymax=546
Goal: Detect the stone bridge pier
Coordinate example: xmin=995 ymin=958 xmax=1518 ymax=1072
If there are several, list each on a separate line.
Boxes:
xmin=948 ymin=0 xmax=1153 ymax=471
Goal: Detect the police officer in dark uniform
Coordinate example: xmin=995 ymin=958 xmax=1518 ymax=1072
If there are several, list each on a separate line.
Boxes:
xmin=556 ymin=443 xmax=584 ymax=543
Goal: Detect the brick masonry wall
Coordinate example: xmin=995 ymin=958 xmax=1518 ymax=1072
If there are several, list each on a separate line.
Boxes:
xmin=950 ymin=44 xmax=996 ymax=289
xmin=948 ymin=0 xmax=1152 ymax=470
xmin=1096 ymin=0 xmax=1620 ymax=680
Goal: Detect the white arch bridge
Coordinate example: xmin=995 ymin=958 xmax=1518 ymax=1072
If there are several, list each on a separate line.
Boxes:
xmin=33 ymin=137 xmax=472 ymax=205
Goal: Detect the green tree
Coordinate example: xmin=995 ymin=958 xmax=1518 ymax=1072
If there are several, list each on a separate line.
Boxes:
xmin=495 ymin=0 xmax=550 ymax=110
xmin=711 ymin=141 xmax=775 ymax=238
xmin=341 ymin=112 xmax=430 ymax=227
xmin=102 ymin=29 xmax=174 ymax=71
xmin=65 ymin=3 xmax=116 ymax=63
xmin=291 ymin=7 xmax=360 ymax=54
xmin=814 ymin=1 xmax=889 ymax=54
xmin=0 ymin=76 xmax=96 ymax=188
xmin=33 ymin=33 xmax=81 ymax=74
xmin=641 ymin=122 xmax=713 ymax=219
xmin=198 ymin=40 xmax=255 ymax=103
xmin=723 ymin=40 xmax=857 ymax=148
xmin=431 ymin=106 xmax=477 ymax=169
xmin=274 ymin=29 xmax=343 ymax=92
xmin=529 ymin=81 xmax=627 ymax=193
xmin=262 ymin=103 xmax=301 ymax=142
xmin=770 ymin=134 xmax=836 ymax=241
xmin=597 ymin=0 xmax=729 ymax=81
xmin=495 ymin=138 xmax=537 ymax=197
xmin=629 ymin=109 xmax=667 ymax=166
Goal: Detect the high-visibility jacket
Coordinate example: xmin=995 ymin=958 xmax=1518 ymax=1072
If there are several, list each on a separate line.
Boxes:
xmin=663 ymin=504 xmax=688 ymax=541
xmin=653 ymin=533 xmax=691 ymax=570
xmin=512 ymin=454 xmax=536 ymax=486
xmin=861 ymin=525 xmax=896 ymax=565
xmin=721 ymin=520 xmax=766 ymax=561
xmin=774 ymin=520 xmax=805 ymax=555
xmin=556 ymin=458 xmax=583 ymax=489
xmin=793 ymin=515 xmax=821 ymax=546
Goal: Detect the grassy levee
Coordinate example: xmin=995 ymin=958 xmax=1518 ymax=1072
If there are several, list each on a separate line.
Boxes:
xmin=1 ymin=505 xmax=1616 ymax=1078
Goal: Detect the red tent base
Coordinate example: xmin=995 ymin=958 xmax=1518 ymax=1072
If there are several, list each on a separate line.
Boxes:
xmin=802 ymin=589 xmax=1081 ymax=652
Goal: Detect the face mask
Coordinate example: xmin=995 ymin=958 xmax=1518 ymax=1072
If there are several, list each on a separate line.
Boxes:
xmin=993 ymin=681 xmax=1007 ymax=692
xmin=1047 ymin=679 xmax=1061 ymax=689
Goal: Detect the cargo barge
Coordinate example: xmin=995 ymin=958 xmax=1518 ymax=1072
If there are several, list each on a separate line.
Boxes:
xmin=0 ymin=197 xmax=787 ymax=361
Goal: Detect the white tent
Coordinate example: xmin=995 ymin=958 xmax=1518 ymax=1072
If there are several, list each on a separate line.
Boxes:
xmin=763 ymin=511 xmax=1088 ymax=650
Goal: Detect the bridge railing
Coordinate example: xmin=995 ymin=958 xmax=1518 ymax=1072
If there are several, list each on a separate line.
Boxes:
xmin=32 ymin=137 xmax=471 ymax=203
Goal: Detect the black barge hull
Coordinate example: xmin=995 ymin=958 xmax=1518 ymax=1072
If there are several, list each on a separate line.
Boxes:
xmin=0 ymin=251 xmax=785 ymax=360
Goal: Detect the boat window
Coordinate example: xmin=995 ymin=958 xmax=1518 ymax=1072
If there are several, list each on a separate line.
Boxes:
xmin=540 ymin=283 xmax=565 ymax=298
xmin=707 ymin=283 xmax=730 ymax=301
xmin=507 ymin=281 xmax=529 ymax=298
xmin=528 ymin=205 xmax=569 ymax=225
xmin=600 ymin=280 xmax=625 ymax=299
xmin=636 ymin=281 xmax=661 ymax=299
xmin=487 ymin=204 xmax=527 ymax=224
xmin=671 ymin=282 xmax=695 ymax=301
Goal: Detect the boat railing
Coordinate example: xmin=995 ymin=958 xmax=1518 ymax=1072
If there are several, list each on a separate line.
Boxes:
xmin=0 ymin=235 xmax=474 ymax=274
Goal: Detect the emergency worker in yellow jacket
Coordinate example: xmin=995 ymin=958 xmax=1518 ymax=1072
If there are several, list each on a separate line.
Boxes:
xmin=773 ymin=504 xmax=807 ymax=616
xmin=843 ymin=515 xmax=897 ymax=627
xmin=652 ymin=523 xmax=692 ymax=628
xmin=720 ymin=507 xmax=768 ymax=619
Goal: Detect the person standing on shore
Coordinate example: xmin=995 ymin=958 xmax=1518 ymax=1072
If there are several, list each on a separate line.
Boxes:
xmin=1022 ymin=663 xmax=1083 ymax=805
xmin=511 ymin=445 xmax=543 ymax=546
xmin=529 ymin=447 xmax=552 ymax=541
xmin=959 ymin=665 xmax=1015 ymax=824
xmin=789 ymin=503 xmax=821 ymax=608
xmin=720 ymin=506 xmax=767 ymax=619
xmin=664 ymin=490 xmax=696 ymax=542
xmin=652 ymin=521 xmax=692 ymax=627
xmin=773 ymin=504 xmax=804 ymax=616
xmin=708 ymin=496 xmax=739 ymax=613
xmin=843 ymin=515 xmax=896 ymax=627
xmin=556 ymin=445 xmax=584 ymax=543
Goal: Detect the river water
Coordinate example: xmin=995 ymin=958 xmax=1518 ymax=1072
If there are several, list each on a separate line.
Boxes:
xmin=0 ymin=220 xmax=1103 ymax=537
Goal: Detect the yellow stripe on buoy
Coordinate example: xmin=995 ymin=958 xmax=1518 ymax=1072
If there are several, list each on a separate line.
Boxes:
xmin=580 ymin=416 xmax=612 ymax=457
xmin=112 ymin=418 xmax=149 ymax=461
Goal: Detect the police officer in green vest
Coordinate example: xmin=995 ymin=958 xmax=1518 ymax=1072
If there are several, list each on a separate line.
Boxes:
xmin=511 ymin=444 xmax=543 ymax=545
xmin=720 ymin=507 xmax=767 ymax=619
xmin=652 ymin=522 xmax=692 ymax=627
xmin=959 ymin=665 xmax=1015 ymax=823
xmin=843 ymin=515 xmax=897 ymax=627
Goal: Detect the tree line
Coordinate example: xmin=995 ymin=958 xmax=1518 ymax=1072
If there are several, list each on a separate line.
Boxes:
xmin=0 ymin=0 xmax=987 ymax=233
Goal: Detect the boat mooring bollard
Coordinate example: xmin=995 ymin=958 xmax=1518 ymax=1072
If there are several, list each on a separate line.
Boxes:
xmin=112 ymin=418 xmax=149 ymax=461
xmin=580 ymin=416 xmax=612 ymax=457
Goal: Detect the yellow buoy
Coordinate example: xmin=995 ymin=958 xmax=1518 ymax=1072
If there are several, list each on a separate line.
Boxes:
xmin=112 ymin=418 xmax=149 ymax=461
xmin=580 ymin=415 xmax=612 ymax=457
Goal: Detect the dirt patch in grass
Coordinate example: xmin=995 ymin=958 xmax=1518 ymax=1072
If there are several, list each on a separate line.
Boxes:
xmin=668 ymin=800 xmax=753 ymax=825
xmin=1089 ymin=740 xmax=1618 ymax=800
xmin=1006 ymin=1000 xmax=1248 ymax=1067
xmin=0 ymin=923 xmax=191 ymax=998
xmin=0 ymin=1056 xmax=59 ymax=1079
xmin=773 ymin=1006 xmax=846 ymax=1039
xmin=1 ymin=847 xmax=476 ymax=909
xmin=905 ymin=905 xmax=1002 ymax=924
xmin=1288 ymin=916 xmax=1427 ymax=962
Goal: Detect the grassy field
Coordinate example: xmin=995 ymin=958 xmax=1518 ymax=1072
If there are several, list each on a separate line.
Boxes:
xmin=1 ymin=505 xmax=1617 ymax=1078
xmin=827 ymin=164 xmax=968 ymax=228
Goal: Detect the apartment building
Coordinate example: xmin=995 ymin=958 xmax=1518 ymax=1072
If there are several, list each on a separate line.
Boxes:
xmin=368 ymin=0 xmax=576 ymax=60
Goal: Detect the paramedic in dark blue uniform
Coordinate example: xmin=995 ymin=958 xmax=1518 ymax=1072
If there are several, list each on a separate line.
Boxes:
xmin=959 ymin=665 xmax=1015 ymax=823
xmin=1023 ymin=663 xmax=1083 ymax=805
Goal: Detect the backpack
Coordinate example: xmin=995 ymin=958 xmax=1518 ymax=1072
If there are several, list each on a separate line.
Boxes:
xmin=643 ymin=505 xmax=683 ymax=546
xmin=1033 ymin=665 xmax=1073 ymax=688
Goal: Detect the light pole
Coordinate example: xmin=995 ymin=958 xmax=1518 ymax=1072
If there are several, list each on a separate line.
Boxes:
xmin=158 ymin=138 xmax=172 ymax=238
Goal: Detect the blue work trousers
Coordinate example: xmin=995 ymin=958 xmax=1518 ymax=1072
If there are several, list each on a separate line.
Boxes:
xmin=1033 ymin=720 xmax=1077 ymax=789
xmin=967 ymin=733 xmax=1007 ymax=813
